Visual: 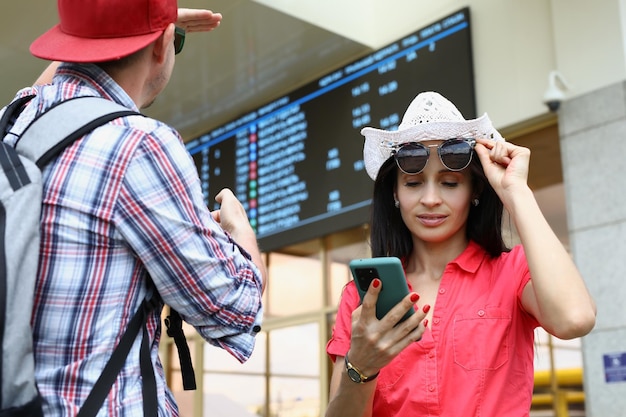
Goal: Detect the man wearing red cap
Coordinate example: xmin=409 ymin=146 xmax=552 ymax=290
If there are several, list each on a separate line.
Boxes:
xmin=3 ymin=1 xmax=267 ymax=416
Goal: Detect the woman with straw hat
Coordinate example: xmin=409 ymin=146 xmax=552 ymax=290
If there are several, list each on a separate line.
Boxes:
xmin=326 ymin=91 xmax=595 ymax=417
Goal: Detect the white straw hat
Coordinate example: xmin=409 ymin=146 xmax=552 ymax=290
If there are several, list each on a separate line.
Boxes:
xmin=360 ymin=91 xmax=504 ymax=180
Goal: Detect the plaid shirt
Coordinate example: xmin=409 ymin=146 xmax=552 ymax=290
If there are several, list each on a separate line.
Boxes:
xmin=5 ymin=63 xmax=263 ymax=417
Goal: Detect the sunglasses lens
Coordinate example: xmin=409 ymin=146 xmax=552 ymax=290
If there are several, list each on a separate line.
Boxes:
xmin=439 ymin=139 xmax=473 ymax=170
xmin=395 ymin=144 xmax=429 ymax=174
xmin=174 ymin=27 xmax=186 ymax=55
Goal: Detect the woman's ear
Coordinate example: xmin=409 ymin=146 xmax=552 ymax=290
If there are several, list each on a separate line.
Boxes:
xmin=472 ymin=181 xmax=484 ymax=201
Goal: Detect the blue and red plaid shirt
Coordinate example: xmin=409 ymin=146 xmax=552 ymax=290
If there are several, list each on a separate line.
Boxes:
xmin=4 ymin=63 xmax=263 ymax=417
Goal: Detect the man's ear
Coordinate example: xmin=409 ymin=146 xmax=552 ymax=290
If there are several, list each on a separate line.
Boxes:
xmin=153 ymin=23 xmax=175 ymax=64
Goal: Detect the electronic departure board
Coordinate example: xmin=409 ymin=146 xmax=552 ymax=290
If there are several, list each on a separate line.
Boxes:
xmin=186 ymin=7 xmax=475 ymax=251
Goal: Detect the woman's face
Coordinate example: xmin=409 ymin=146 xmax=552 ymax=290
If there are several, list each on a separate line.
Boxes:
xmin=394 ymin=140 xmax=474 ymax=245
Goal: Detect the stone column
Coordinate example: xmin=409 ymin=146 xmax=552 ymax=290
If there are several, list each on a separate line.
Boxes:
xmin=558 ymin=81 xmax=626 ymax=416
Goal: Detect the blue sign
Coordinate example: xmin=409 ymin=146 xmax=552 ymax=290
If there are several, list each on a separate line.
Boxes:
xmin=604 ymin=352 xmax=626 ymax=383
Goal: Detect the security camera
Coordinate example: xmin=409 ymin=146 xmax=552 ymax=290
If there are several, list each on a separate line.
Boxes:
xmin=544 ymin=99 xmax=562 ymax=113
xmin=543 ymin=92 xmax=563 ymax=112
xmin=543 ymin=71 xmax=570 ymax=112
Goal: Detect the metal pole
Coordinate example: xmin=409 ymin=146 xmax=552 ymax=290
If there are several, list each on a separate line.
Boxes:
xmin=548 ymin=334 xmax=569 ymax=417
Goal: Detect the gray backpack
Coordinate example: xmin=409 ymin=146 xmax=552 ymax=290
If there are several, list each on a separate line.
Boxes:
xmin=0 ymin=96 xmax=195 ymax=417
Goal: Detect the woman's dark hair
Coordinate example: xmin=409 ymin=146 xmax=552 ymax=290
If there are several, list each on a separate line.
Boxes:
xmin=369 ymin=153 xmax=509 ymax=258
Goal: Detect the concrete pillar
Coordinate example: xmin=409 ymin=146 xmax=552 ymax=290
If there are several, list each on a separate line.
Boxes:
xmin=558 ymin=81 xmax=626 ymax=416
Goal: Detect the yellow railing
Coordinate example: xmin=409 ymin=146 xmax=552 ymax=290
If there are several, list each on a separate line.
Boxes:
xmin=532 ymin=367 xmax=584 ymax=416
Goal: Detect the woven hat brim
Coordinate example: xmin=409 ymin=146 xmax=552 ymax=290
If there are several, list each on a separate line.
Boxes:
xmin=361 ymin=113 xmax=504 ymax=180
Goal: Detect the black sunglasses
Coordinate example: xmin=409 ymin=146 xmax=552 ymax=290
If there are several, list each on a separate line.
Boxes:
xmin=392 ymin=138 xmax=476 ymax=174
xmin=174 ymin=26 xmax=186 ymax=55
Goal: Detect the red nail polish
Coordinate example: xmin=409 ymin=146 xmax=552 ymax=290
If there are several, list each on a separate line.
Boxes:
xmin=423 ymin=319 xmax=429 ymax=327
xmin=372 ymin=278 xmax=380 ymax=288
xmin=410 ymin=293 xmax=419 ymax=303
xmin=422 ymin=304 xmax=431 ymax=313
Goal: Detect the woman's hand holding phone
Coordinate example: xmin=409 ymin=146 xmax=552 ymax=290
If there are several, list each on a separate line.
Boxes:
xmin=347 ymin=277 xmax=429 ymax=378
xmin=350 ymin=257 xmax=414 ymax=322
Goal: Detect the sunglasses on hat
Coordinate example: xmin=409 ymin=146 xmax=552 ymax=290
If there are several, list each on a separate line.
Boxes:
xmin=174 ymin=26 xmax=186 ymax=55
xmin=392 ymin=138 xmax=476 ymax=174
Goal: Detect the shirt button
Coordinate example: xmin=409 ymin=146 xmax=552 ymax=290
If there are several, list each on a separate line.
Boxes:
xmin=428 ymin=350 xmax=435 ymax=358
xmin=477 ymin=310 xmax=485 ymax=317
xmin=428 ymin=385 xmax=435 ymax=391
xmin=438 ymin=288 xmax=446 ymax=294
xmin=433 ymin=318 xmax=440 ymax=324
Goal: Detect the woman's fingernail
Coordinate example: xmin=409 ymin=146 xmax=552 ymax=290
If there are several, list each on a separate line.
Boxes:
xmin=410 ymin=293 xmax=419 ymax=303
xmin=372 ymin=278 xmax=380 ymax=288
xmin=422 ymin=304 xmax=431 ymax=313
xmin=423 ymin=319 xmax=429 ymax=327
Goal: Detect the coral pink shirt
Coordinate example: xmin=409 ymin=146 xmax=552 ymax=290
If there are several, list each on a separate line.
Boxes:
xmin=327 ymin=242 xmax=540 ymax=417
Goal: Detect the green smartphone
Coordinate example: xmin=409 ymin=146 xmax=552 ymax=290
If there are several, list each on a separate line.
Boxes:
xmin=349 ymin=256 xmax=414 ymax=322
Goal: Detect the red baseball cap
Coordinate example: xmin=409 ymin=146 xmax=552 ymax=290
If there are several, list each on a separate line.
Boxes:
xmin=30 ymin=0 xmax=178 ymax=63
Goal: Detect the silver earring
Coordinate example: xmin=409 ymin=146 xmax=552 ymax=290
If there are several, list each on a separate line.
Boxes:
xmin=472 ymin=198 xmax=480 ymax=207
xmin=394 ymin=200 xmax=400 ymax=208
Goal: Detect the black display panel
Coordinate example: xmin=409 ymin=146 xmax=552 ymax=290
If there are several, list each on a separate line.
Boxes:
xmin=186 ymin=8 xmax=475 ymax=251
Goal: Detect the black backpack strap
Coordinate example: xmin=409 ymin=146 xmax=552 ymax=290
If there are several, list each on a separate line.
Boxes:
xmin=0 ymin=94 xmax=35 ymax=136
xmin=14 ymin=96 xmax=141 ymax=168
xmin=77 ymin=291 xmax=160 ymax=417
xmin=165 ymin=309 xmax=197 ymax=390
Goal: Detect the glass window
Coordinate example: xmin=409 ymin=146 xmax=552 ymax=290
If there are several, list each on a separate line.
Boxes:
xmin=329 ymin=262 xmax=351 ymax=309
xmin=270 ymin=323 xmax=319 ymax=376
xmin=203 ymin=374 xmax=266 ymax=416
xmin=266 ymin=252 xmax=322 ymax=316
xmin=172 ymin=333 xmax=268 ymax=415
xmin=268 ymin=323 xmax=321 ymax=416
xmin=327 ymin=227 xmax=371 ymax=308
xmin=270 ymin=376 xmax=320 ymax=417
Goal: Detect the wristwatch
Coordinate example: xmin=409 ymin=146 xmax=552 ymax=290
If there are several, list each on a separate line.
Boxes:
xmin=344 ymin=353 xmax=379 ymax=383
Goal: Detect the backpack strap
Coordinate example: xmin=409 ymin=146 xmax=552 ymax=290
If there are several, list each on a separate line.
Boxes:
xmin=0 ymin=94 xmax=35 ymax=136
xmin=165 ymin=308 xmax=197 ymax=390
xmin=14 ymin=96 xmax=141 ymax=168
xmin=77 ymin=289 xmax=160 ymax=417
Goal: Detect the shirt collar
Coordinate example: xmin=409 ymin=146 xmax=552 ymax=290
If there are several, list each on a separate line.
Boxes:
xmin=400 ymin=240 xmax=488 ymax=275
xmin=448 ymin=240 xmax=488 ymax=274
xmin=55 ymin=63 xmax=139 ymax=112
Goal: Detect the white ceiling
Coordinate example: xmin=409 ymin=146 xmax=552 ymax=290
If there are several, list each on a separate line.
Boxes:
xmin=0 ymin=0 xmax=371 ymax=143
